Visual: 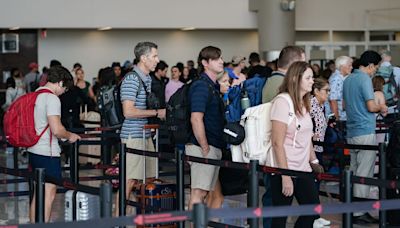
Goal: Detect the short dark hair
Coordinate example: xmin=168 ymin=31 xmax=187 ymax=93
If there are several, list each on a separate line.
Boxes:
xmin=111 ymin=62 xmax=121 ymax=68
xmin=47 ymin=66 xmax=74 ymax=89
xmin=359 ymin=50 xmax=382 ymax=67
xmin=50 ymin=59 xmax=62 ymax=67
xmin=6 ymin=77 xmax=15 ymax=89
xmin=134 ymin=42 xmax=158 ymax=61
xmin=277 ymin=46 xmax=305 ymax=69
xmin=197 ymin=46 xmax=222 ymax=74
xmin=73 ymin=62 xmax=82 ymax=69
xmin=99 ymin=67 xmax=116 ymax=87
xmin=187 ymin=60 xmax=195 ymax=67
xmin=249 ymin=52 xmax=260 ymax=64
xmin=155 ymin=60 xmax=169 ymax=72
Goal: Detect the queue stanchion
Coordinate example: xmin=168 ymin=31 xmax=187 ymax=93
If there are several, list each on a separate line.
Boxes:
xmin=35 ymin=168 xmax=45 ymax=223
xmin=193 ymin=203 xmax=208 ymax=228
xmin=119 ymin=143 xmax=126 ymax=217
xmin=71 ymin=141 xmax=79 ymax=184
xmin=248 ymin=160 xmax=259 ymax=228
xmin=100 ymin=182 xmax=112 ymax=218
xmin=379 ymin=142 xmax=387 ymax=228
xmin=13 ymin=147 xmax=18 ymax=169
xmin=176 ymin=147 xmax=185 ymax=228
xmin=343 ymin=169 xmax=353 ymax=228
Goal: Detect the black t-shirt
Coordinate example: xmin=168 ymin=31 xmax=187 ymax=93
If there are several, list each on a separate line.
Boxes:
xmin=247 ymin=65 xmax=272 ymax=79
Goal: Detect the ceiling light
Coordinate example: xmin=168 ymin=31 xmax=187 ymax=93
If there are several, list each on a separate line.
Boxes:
xmin=98 ymin=27 xmax=112 ymax=31
xmin=181 ymin=27 xmax=195 ymax=31
xmin=9 ymin=27 xmax=20 ymax=31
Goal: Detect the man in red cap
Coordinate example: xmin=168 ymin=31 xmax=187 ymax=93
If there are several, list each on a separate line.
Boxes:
xmin=24 ymin=62 xmax=40 ymax=93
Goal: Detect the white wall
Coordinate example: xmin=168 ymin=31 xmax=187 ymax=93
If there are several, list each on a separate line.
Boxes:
xmin=296 ymin=0 xmax=400 ymax=31
xmin=38 ymin=29 xmax=258 ymax=81
xmin=0 ymin=0 xmax=257 ymax=29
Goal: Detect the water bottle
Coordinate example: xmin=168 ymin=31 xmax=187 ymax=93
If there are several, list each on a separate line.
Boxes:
xmin=241 ymin=91 xmax=250 ymax=111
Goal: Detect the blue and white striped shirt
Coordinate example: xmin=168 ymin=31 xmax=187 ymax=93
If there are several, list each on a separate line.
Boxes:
xmin=120 ymin=66 xmax=152 ymax=139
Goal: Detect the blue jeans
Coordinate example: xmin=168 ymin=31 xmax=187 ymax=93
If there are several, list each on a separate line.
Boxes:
xmin=262 ymin=174 xmax=272 ymax=228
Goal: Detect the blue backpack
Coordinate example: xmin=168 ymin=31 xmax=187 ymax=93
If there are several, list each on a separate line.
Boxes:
xmin=225 ymin=74 xmax=268 ymax=123
xmin=376 ymin=65 xmax=399 ymax=106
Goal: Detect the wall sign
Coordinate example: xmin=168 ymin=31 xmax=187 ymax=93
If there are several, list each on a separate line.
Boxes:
xmin=2 ymin=33 xmax=19 ymax=53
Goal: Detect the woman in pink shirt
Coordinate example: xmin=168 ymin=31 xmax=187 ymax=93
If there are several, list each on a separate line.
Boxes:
xmin=270 ymin=62 xmax=323 ymax=228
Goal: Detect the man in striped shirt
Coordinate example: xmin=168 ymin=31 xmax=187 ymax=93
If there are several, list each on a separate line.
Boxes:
xmin=116 ymin=41 xmax=166 ymax=215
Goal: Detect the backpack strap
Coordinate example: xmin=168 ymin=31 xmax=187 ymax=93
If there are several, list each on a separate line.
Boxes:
xmin=35 ymin=88 xmax=55 ymax=155
xmin=275 ymin=93 xmax=298 ymax=147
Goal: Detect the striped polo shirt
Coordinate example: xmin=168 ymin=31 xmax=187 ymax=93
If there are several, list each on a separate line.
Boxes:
xmin=120 ymin=67 xmax=152 ymax=139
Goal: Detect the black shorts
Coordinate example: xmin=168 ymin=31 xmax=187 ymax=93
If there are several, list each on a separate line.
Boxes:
xmin=28 ymin=153 xmax=62 ymax=180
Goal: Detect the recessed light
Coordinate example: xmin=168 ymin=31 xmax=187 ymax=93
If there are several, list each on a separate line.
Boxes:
xmin=98 ymin=27 xmax=112 ymax=31
xmin=9 ymin=27 xmax=20 ymax=31
xmin=181 ymin=27 xmax=195 ymax=31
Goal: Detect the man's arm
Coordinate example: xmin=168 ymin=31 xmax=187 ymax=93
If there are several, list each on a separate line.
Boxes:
xmin=191 ymin=112 xmax=209 ymax=157
xmin=122 ymin=100 xmax=166 ymax=119
xmin=366 ymin=100 xmax=387 ymax=114
xmin=48 ymin=115 xmax=80 ymax=142
xmin=329 ymin=100 xmax=339 ymax=119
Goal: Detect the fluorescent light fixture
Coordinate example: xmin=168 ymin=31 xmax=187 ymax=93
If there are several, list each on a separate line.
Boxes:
xmin=9 ymin=27 xmax=20 ymax=30
xmin=181 ymin=27 xmax=195 ymax=31
xmin=98 ymin=27 xmax=112 ymax=31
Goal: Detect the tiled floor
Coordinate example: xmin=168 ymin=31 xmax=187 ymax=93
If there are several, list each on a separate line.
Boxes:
xmin=0 ymin=150 xmax=383 ymax=227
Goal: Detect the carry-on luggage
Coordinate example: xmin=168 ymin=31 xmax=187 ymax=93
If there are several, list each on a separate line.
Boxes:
xmin=135 ymin=124 xmax=177 ymax=227
xmin=79 ymin=105 xmax=101 ymax=164
xmin=64 ymin=190 xmax=100 ymax=221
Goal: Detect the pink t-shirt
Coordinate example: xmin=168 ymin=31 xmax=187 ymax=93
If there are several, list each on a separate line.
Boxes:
xmin=270 ymin=96 xmax=313 ymax=172
xmin=165 ymin=79 xmax=184 ymax=102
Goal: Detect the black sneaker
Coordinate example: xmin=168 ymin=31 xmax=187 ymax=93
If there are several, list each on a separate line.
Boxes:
xmin=353 ymin=213 xmax=379 ymax=224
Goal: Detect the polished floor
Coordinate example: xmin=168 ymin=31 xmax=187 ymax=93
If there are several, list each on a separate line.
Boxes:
xmin=0 ymin=150 xmax=383 ymax=227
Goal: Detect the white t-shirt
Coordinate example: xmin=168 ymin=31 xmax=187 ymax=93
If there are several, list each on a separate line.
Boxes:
xmin=28 ymin=87 xmax=62 ymax=157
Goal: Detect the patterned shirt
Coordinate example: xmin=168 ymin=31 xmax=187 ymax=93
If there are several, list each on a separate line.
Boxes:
xmin=120 ymin=66 xmax=152 ymax=139
xmin=329 ymin=70 xmax=346 ymax=120
xmin=310 ymin=96 xmax=327 ymax=153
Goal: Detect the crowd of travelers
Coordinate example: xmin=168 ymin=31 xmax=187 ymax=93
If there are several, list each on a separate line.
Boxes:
xmin=3 ymin=42 xmax=399 ymax=227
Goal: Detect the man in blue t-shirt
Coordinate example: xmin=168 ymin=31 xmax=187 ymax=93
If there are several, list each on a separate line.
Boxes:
xmin=186 ymin=46 xmax=225 ymax=210
xmin=343 ymin=50 xmax=387 ymax=224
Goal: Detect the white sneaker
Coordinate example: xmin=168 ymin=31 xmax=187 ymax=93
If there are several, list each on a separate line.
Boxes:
xmin=313 ymin=217 xmax=331 ymax=227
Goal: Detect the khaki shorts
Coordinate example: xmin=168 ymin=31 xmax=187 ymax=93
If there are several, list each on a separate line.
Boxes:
xmin=122 ymin=137 xmax=156 ymax=181
xmin=185 ymin=144 xmax=222 ymax=191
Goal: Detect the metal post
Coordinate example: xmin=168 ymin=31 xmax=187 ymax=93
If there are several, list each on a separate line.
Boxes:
xmin=342 ymin=169 xmax=353 ymax=228
xmin=100 ymin=182 xmax=112 ymax=218
xmin=176 ymin=147 xmax=185 ymax=228
xmin=35 ymin=168 xmax=45 ymax=223
xmin=248 ymin=160 xmax=259 ymax=228
xmin=71 ymin=142 xmax=79 ymax=184
xmin=379 ymin=143 xmax=387 ymax=228
xmin=193 ymin=203 xmax=207 ymax=228
xmin=13 ymin=147 xmax=18 ymax=170
xmin=119 ymin=143 xmax=126 ymax=216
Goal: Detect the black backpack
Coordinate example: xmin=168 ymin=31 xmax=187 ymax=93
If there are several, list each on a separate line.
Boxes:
xmin=29 ymin=73 xmax=40 ymax=92
xmin=98 ymin=83 xmax=124 ymax=128
xmin=388 ymin=120 xmax=400 ymax=168
xmin=166 ymin=78 xmax=214 ymax=144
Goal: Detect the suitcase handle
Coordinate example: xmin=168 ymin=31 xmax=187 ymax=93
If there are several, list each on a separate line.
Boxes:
xmin=142 ymin=125 xmax=159 ymax=181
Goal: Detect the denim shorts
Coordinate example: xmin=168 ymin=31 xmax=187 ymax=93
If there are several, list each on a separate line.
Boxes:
xmin=28 ymin=153 xmax=62 ymax=180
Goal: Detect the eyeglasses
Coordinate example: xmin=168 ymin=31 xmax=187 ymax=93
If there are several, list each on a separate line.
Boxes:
xmin=321 ymin=88 xmax=330 ymax=93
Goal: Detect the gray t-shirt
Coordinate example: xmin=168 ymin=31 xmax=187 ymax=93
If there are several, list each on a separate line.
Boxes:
xmin=28 ymin=87 xmax=62 ymax=157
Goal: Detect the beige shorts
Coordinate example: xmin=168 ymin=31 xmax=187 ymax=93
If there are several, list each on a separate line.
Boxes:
xmin=185 ymin=144 xmax=222 ymax=191
xmin=122 ymin=137 xmax=156 ymax=181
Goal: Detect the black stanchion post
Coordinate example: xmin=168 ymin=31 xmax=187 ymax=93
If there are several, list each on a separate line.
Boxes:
xmin=35 ymin=168 xmax=45 ymax=223
xmin=248 ymin=160 xmax=259 ymax=228
xmin=193 ymin=203 xmax=207 ymax=228
xmin=176 ymin=147 xmax=185 ymax=228
xmin=100 ymin=182 xmax=112 ymax=218
xmin=342 ymin=169 xmax=353 ymax=228
xmin=119 ymin=143 xmax=126 ymax=216
xmin=71 ymin=141 xmax=79 ymax=184
xmin=13 ymin=147 xmax=18 ymax=170
xmin=379 ymin=142 xmax=387 ymax=228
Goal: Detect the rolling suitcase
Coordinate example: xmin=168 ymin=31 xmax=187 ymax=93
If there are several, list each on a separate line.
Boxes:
xmin=64 ymin=190 xmax=100 ymax=221
xmin=136 ymin=124 xmax=177 ymax=228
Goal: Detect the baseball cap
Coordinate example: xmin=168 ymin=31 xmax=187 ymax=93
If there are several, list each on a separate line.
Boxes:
xmin=231 ymin=55 xmax=246 ymax=65
xmin=29 ymin=62 xmax=38 ymax=69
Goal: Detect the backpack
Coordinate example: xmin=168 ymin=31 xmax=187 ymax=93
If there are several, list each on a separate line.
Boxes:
xmin=242 ymin=74 xmax=267 ymax=107
xmin=231 ymin=93 xmax=297 ymax=166
xmin=387 ymin=120 xmax=400 ymax=168
xmin=3 ymin=89 xmax=53 ymax=147
xmin=225 ymin=85 xmax=242 ymax=123
xmin=29 ymin=73 xmax=40 ymax=92
xmin=166 ymin=78 xmax=214 ymax=144
xmin=376 ymin=65 xmax=399 ymax=106
xmin=98 ymin=84 xmax=124 ymax=128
